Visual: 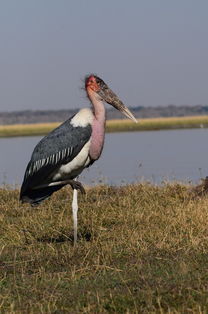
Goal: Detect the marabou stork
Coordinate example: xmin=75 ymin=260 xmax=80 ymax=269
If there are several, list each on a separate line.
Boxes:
xmin=20 ymin=74 xmax=137 ymax=243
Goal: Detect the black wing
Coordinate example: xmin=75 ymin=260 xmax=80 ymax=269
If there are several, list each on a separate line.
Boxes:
xmin=20 ymin=116 xmax=92 ymax=201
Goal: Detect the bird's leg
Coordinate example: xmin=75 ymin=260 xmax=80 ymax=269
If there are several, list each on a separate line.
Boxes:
xmin=34 ymin=179 xmax=86 ymax=194
xmin=68 ymin=179 xmax=86 ymax=194
xmin=72 ymin=179 xmax=78 ymax=245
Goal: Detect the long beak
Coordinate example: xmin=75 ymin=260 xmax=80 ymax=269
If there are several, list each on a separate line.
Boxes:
xmin=99 ymin=87 xmax=138 ymax=123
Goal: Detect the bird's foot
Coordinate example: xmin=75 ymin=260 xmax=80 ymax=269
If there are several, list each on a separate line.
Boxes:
xmin=69 ymin=180 xmax=86 ymax=194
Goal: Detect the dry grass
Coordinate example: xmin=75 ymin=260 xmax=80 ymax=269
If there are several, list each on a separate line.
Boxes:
xmin=0 ymin=122 xmax=59 ymax=138
xmin=106 ymin=115 xmax=208 ymax=132
xmin=1 ymin=183 xmax=208 ymax=312
xmin=1 ymin=115 xmax=208 ymax=137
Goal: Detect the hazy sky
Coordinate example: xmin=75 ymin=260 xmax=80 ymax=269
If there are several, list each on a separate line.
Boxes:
xmin=0 ymin=0 xmax=208 ymax=111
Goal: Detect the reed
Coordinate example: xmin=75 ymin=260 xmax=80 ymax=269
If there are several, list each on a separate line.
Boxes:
xmin=1 ymin=115 xmax=208 ymax=137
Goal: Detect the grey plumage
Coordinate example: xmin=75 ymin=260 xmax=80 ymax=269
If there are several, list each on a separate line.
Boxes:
xmin=20 ymin=115 xmax=92 ymax=204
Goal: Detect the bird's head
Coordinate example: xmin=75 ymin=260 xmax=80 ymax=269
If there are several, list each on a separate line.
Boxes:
xmin=85 ymin=74 xmax=137 ymax=123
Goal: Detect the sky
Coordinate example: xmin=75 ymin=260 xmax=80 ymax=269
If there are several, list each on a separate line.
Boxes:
xmin=0 ymin=0 xmax=208 ymax=111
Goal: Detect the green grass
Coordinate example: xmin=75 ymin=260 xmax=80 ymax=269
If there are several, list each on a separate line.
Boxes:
xmin=1 ymin=115 xmax=208 ymax=137
xmin=1 ymin=183 xmax=208 ymax=312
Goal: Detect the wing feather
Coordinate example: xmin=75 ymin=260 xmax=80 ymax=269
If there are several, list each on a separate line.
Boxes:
xmin=20 ymin=114 xmax=92 ymax=198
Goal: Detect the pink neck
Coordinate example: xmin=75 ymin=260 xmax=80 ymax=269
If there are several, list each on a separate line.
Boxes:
xmin=87 ymin=89 xmax=106 ymax=160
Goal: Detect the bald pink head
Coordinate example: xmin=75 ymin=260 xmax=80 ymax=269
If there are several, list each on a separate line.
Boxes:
xmin=85 ymin=74 xmax=137 ymax=123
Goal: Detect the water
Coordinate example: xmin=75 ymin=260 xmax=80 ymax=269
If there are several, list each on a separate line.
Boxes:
xmin=1 ymin=129 xmax=208 ymax=187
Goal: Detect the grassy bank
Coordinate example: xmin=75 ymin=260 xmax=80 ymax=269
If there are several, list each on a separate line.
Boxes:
xmin=1 ymin=115 xmax=208 ymax=137
xmin=1 ymin=183 xmax=208 ymax=312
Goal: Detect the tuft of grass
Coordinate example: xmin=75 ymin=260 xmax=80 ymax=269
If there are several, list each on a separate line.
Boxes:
xmin=1 ymin=183 xmax=208 ymax=312
xmin=1 ymin=115 xmax=208 ymax=137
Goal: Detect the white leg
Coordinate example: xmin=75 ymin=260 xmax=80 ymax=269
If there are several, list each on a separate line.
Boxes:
xmin=72 ymin=188 xmax=78 ymax=244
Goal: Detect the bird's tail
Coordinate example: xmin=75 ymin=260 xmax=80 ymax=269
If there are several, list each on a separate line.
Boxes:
xmin=20 ymin=184 xmax=66 ymax=206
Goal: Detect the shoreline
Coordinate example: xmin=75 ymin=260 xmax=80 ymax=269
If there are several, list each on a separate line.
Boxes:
xmin=0 ymin=115 xmax=208 ymax=137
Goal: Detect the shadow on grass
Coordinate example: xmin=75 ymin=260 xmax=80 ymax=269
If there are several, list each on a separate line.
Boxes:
xmin=36 ymin=230 xmax=92 ymax=244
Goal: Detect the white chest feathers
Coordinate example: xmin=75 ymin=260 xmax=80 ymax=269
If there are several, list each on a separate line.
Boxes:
xmin=71 ymin=108 xmax=94 ymax=127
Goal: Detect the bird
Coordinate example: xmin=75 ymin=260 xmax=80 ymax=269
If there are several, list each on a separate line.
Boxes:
xmin=20 ymin=74 xmax=137 ymax=244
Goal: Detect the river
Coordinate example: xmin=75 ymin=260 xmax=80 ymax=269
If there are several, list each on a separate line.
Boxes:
xmin=0 ymin=129 xmax=208 ymax=187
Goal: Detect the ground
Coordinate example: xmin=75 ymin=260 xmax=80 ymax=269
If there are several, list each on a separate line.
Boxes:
xmin=0 ymin=183 xmax=208 ymax=313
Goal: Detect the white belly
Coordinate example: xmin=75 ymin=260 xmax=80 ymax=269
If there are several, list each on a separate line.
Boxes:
xmin=52 ymin=140 xmax=91 ymax=181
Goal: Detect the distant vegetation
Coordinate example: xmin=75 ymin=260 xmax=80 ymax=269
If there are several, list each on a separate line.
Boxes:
xmin=1 ymin=115 xmax=208 ymax=137
xmin=1 ymin=183 xmax=208 ymax=312
xmin=1 ymin=104 xmax=208 ymax=125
